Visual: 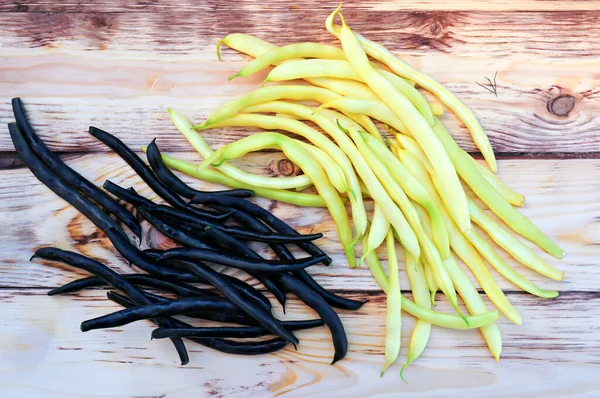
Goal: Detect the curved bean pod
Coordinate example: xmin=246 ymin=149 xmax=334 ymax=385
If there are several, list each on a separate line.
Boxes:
xmin=147 ymin=204 xmax=323 ymax=244
xmin=197 ymin=112 xmax=366 ymax=245
xmin=430 ymin=118 xmax=563 ymax=258
xmin=146 ymin=139 xmax=254 ymax=199
xmin=361 ymin=132 xmax=450 ymax=258
xmin=81 ymin=297 xmax=244 ymax=331
xmin=232 ymin=42 xmax=346 ymax=79
xmin=399 ymin=149 xmax=522 ymax=324
xmin=168 ymin=108 xmax=311 ymax=190
xmin=152 ymin=319 xmax=324 ymax=339
xmin=162 ymin=259 xmax=299 ymax=344
xmin=331 ymin=10 xmax=471 ymax=232
xmin=381 ymin=229 xmax=401 ymax=375
xmin=325 ymin=5 xmax=497 ymax=171
xmin=30 ymin=247 xmax=189 ymax=365
xmin=9 ymin=122 xmax=196 ymax=282
xmin=400 ymin=254 xmax=432 ymax=382
xmin=468 ymin=197 xmax=563 ymax=281
xmin=277 ymin=273 xmax=347 ymax=364
xmin=11 ymin=98 xmax=141 ymax=238
xmin=89 ymin=126 xmax=234 ymax=221
xmin=107 ymin=291 xmax=287 ymax=355
xmin=195 ymin=132 xmax=354 ymax=267
xmin=48 ymin=274 xmax=218 ymax=297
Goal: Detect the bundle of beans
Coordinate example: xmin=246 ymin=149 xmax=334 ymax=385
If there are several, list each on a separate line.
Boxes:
xmin=8 ymin=97 xmax=363 ymax=365
xmin=157 ymin=6 xmax=565 ymax=378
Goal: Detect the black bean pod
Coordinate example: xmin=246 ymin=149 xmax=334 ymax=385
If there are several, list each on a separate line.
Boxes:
xmin=158 ymin=247 xmax=327 ymax=273
xmin=11 ymin=98 xmax=141 ymax=238
xmin=277 ymin=273 xmax=347 ymax=364
xmin=30 ymin=247 xmax=189 ymax=365
xmin=146 ymin=139 xmax=254 ymax=199
xmin=81 ymin=297 xmax=243 ymax=331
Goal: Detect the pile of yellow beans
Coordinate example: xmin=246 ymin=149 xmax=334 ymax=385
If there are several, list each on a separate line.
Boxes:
xmin=154 ymin=5 xmax=564 ymax=379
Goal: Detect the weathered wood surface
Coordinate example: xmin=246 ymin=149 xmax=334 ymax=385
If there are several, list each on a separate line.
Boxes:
xmin=1 ymin=0 xmax=600 ymax=396
xmin=0 ymin=153 xmax=593 ymax=293
xmin=2 ymin=289 xmax=600 ymax=398
xmin=1 ymin=7 xmax=599 ymax=153
xmin=1 ymin=0 xmax=599 ymax=13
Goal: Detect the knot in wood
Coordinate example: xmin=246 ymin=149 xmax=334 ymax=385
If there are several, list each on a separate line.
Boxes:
xmin=547 ymin=94 xmax=575 ymax=117
xmin=276 ymin=159 xmax=296 ymax=177
xmin=430 ymin=21 xmax=442 ymax=36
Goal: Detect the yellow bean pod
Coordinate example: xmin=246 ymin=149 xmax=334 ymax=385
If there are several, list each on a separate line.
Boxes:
xmin=198 ymin=112 xmax=367 ymax=248
xmin=422 ymin=260 xmax=438 ymax=305
xmin=168 ymin=108 xmax=311 ymax=190
xmin=361 ymin=132 xmax=450 ymax=259
xmin=333 ymin=9 xmax=471 ymax=232
xmin=325 ymin=5 xmax=497 ymax=172
xmin=351 ymin=129 xmax=462 ymax=317
xmin=399 ymin=148 xmax=523 ymax=324
xmin=381 ymin=228 xmax=402 ymax=376
xmin=363 ymin=245 xmax=499 ymax=329
xmin=361 ymin=205 xmax=390 ymax=266
xmin=152 ymin=152 xmax=327 ymax=207
xmin=468 ymin=156 xmax=525 ymax=207
xmin=266 ymin=59 xmax=361 ymax=82
xmin=464 ymin=226 xmax=559 ymax=298
xmin=431 ymin=117 xmax=564 ymax=258
xmin=196 ymin=132 xmax=355 ymax=267
xmin=400 ymin=253 xmax=432 ymax=381
xmin=319 ymin=98 xmax=408 ymax=134
xmin=267 ymin=59 xmax=433 ymax=123
xmin=467 ymin=197 xmax=562 ymax=280
xmin=443 ymin=254 xmax=503 ymax=361
xmin=237 ymin=101 xmax=416 ymax=253
xmin=231 ymin=42 xmax=346 ymax=80
xmin=299 ymin=142 xmax=349 ymax=193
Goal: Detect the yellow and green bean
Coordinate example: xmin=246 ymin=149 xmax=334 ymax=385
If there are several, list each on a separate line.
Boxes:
xmin=196 ymin=132 xmax=355 ymax=267
xmin=325 ymin=5 xmax=498 ymax=172
xmin=382 ymin=228 xmax=401 ymax=375
xmin=333 ymin=10 xmax=471 ymax=232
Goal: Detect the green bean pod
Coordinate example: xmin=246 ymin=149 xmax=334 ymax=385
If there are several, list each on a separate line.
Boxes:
xmin=168 ymin=108 xmax=311 ymax=190
xmin=154 ymin=152 xmax=327 ymax=207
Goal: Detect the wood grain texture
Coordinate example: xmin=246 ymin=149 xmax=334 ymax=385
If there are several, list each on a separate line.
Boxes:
xmin=1 ymin=288 xmax=599 ymax=397
xmin=2 ymin=2 xmax=600 ymax=396
xmin=0 ymin=8 xmax=599 ymax=153
xmin=1 ymin=0 xmax=598 ymax=13
xmin=0 ymin=152 xmax=593 ymax=293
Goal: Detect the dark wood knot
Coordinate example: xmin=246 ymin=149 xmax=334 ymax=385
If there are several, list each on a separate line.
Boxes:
xmin=430 ymin=21 xmax=442 ymax=36
xmin=276 ymin=159 xmax=296 ymax=177
xmin=547 ymin=94 xmax=575 ymax=117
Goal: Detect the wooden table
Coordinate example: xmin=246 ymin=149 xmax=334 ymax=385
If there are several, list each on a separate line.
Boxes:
xmin=1 ymin=1 xmax=599 ymax=397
